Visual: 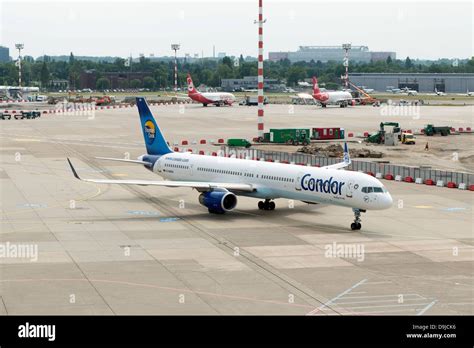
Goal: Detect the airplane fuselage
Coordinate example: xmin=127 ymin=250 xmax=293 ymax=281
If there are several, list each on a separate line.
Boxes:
xmin=313 ymin=91 xmax=353 ymax=106
xmin=142 ymin=151 xmax=392 ymax=211
xmin=189 ymin=92 xmax=235 ymax=106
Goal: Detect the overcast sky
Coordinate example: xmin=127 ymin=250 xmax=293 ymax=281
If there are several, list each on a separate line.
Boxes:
xmin=0 ymin=0 xmax=472 ymax=60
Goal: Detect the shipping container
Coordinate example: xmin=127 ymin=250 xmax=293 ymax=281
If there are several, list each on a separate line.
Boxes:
xmin=269 ymin=128 xmax=310 ymax=145
xmin=311 ymin=127 xmax=345 ymax=140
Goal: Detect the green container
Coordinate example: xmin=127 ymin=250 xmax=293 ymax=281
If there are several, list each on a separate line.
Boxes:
xmin=227 ymin=138 xmax=252 ymax=148
xmin=269 ymin=128 xmax=310 ymax=145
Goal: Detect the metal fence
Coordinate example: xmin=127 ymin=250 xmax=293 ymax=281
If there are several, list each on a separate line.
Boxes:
xmin=219 ymin=146 xmax=474 ymax=186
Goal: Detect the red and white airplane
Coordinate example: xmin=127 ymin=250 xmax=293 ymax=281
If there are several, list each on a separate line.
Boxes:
xmin=312 ymin=76 xmax=353 ymax=108
xmin=187 ymin=74 xmax=236 ymax=107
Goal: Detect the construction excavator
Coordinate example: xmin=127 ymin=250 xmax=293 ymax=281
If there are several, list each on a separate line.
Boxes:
xmin=367 ymin=122 xmax=401 ymax=145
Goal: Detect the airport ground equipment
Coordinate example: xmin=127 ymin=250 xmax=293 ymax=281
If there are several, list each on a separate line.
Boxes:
xmin=424 ymin=124 xmax=451 ymax=136
xmin=239 ymin=95 xmax=268 ymax=106
xmin=367 ymin=122 xmax=401 ymax=145
xmin=0 ymin=112 xmax=11 ymax=120
xmin=311 ymin=127 xmax=345 ymax=140
xmin=348 ymin=81 xmax=378 ymax=104
xmin=227 ymin=138 xmax=252 ymax=148
xmin=400 ymin=132 xmax=416 ymax=145
xmin=14 ymin=111 xmax=41 ymax=119
xmin=263 ymin=128 xmax=311 ymax=146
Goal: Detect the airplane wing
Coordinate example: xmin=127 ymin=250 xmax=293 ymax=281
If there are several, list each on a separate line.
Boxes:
xmin=296 ymin=93 xmax=313 ymax=99
xmin=95 ymin=157 xmax=152 ymax=166
xmin=321 ymin=143 xmax=351 ymax=170
xmin=162 ymin=93 xmax=190 ymax=99
xmin=67 ymin=158 xmax=255 ymax=192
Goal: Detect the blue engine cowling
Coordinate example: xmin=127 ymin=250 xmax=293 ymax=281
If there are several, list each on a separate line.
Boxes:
xmin=199 ymin=191 xmax=238 ymax=214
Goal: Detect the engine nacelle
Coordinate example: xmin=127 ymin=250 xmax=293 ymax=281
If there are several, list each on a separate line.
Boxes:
xmin=199 ymin=191 xmax=238 ymax=214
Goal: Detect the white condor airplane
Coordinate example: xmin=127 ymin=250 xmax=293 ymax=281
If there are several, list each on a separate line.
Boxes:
xmin=67 ymin=98 xmax=393 ymax=230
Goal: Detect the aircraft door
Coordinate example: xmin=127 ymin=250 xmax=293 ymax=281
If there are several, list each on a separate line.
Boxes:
xmin=295 ymin=172 xmax=305 ymax=191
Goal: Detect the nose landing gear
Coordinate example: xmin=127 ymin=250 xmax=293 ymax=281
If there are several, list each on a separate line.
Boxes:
xmin=258 ymin=199 xmax=275 ymax=211
xmin=351 ymin=208 xmax=365 ymax=230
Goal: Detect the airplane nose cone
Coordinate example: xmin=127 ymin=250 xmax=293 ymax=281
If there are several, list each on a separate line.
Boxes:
xmin=382 ymin=192 xmax=393 ymax=209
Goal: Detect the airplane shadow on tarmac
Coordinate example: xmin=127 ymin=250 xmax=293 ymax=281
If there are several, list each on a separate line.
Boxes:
xmin=84 ymin=198 xmax=354 ymax=234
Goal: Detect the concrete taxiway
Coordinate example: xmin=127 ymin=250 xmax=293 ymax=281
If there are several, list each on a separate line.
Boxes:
xmin=0 ymin=104 xmax=472 ymax=314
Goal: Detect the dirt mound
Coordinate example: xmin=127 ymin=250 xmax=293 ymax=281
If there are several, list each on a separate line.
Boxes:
xmin=298 ymin=144 xmax=384 ymax=158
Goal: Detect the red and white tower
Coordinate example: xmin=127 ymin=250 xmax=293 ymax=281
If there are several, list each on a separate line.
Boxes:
xmin=256 ymin=0 xmax=265 ymax=139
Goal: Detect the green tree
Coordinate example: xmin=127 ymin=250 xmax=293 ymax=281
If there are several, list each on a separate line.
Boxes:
xmin=222 ymin=56 xmax=233 ymax=69
xmin=96 ymin=77 xmax=110 ymax=90
xmin=154 ymin=68 xmax=168 ymax=88
xmin=287 ymin=66 xmax=306 ymax=86
xmin=130 ymin=79 xmax=142 ymax=88
xmin=143 ymin=76 xmax=156 ymax=89
xmin=216 ymin=64 xmax=233 ymax=79
xmin=405 ymin=56 xmax=413 ymax=69
xmin=40 ymin=61 xmax=50 ymax=88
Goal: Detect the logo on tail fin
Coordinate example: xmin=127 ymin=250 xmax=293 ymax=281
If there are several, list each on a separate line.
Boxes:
xmin=187 ymin=74 xmax=196 ymax=93
xmin=144 ymin=120 xmax=156 ymax=145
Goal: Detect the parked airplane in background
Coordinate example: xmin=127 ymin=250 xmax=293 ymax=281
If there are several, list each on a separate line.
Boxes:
xmin=386 ymin=87 xmax=401 ymax=94
xmin=458 ymin=90 xmax=473 ymax=97
xmin=434 ymin=88 xmax=446 ymax=96
xmin=67 ymin=98 xmax=393 ymax=230
xmin=0 ymin=86 xmax=40 ymax=93
xmin=401 ymin=87 xmax=418 ymax=96
xmin=361 ymin=87 xmax=374 ymax=94
xmin=312 ymin=77 xmax=353 ymax=108
xmin=187 ymin=74 xmax=235 ymax=106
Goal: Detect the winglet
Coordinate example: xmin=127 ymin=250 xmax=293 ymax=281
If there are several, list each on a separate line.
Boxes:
xmin=343 ymin=142 xmax=351 ymax=165
xmin=67 ymin=158 xmax=81 ymax=180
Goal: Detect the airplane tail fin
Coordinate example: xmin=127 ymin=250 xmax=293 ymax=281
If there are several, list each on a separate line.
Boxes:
xmin=321 ymin=142 xmax=351 ymax=170
xmin=136 ymin=97 xmax=173 ymax=156
xmin=312 ymin=76 xmax=320 ymax=94
xmin=187 ymin=73 xmax=198 ymax=95
xmin=343 ymin=142 xmax=351 ymax=166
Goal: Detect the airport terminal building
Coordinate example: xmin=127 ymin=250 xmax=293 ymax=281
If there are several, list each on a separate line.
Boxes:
xmin=221 ymin=76 xmax=282 ymax=91
xmin=349 ymin=73 xmax=474 ymax=93
xmin=269 ymin=46 xmax=395 ymax=63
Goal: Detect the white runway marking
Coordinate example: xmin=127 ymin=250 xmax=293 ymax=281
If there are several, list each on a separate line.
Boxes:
xmin=307 ymin=278 xmax=368 ymax=315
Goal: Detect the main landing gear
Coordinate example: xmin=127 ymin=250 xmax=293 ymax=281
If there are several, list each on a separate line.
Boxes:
xmin=351 ymin=208 xmax=365 ymax=230
xmin=258 ymin=199 xmax=275 ymax=211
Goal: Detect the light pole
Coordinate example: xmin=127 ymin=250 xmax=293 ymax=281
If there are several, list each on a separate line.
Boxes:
xmin=15 ymin=44 xmax=24 ymax=87
xmin=342 ymin=43 xmax=351 ymax=90
xmin=171 ymin=44 xmax=181 ymax=93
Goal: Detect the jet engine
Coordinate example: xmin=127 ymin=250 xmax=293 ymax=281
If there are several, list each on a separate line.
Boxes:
xmin=199 ymin=191 xmax=237 ymax=214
